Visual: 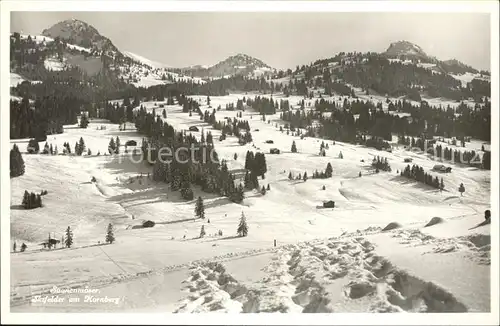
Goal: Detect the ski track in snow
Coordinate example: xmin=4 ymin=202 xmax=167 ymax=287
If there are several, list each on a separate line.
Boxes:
xmin=174 ymin=237 xmax=469 ymax=313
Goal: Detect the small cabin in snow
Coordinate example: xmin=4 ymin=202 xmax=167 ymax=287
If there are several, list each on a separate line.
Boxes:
xmin=432 ymin=164 xmax=452 ymax=173
xmin=270 ymin=148 xmax=280 ymax=154
xmin=323 ymin=200 xmax=335 ymax=208
xmin=125 ymin=140 xmax=137 ymax=146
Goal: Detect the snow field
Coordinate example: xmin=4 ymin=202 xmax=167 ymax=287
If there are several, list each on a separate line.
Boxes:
xmin=9 ymin=93 xmax=491 ymax=312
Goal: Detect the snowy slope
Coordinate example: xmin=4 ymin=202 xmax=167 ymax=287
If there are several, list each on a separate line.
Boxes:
xmin=122 ymin=51 xmax=171 ymax=69
xmin=9 ymin=95 xmax=492 ymax=314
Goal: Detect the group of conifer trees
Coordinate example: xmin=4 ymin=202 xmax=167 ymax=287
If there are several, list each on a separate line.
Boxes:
xmin=371 ymin=156 xmax=392 ymax=172
xmin=400 ymin=164 xmax=444 ymax=190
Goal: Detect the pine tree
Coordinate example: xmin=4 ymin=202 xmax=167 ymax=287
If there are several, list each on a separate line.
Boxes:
xmin=195 ymin=196 xmax=205 ymax=219
xmin=261 ymin=186 xmax=266 ymax=195
xmin=75 ymin=142 xmax=79 ymax=156
xmin=440 ymin=178 xmax=445 ymax=191
xmin=199 ymin=225 xmax=206 ymax=238
xmin=254 ymin=152 xmax=267 ymax=178
xmin=79 ymin=115 xmax=89 ymax=128
xmin=22 ymin=190 xmax=29 ymax=208
xmin=245 ymin=151 xmax=254 ymax=171
xmin=13 ymin=241 xmax=17 ymax=252
xmin=303 ymin=171 xmax=308 ymax=182
xmin=250 ymin=172 xmax=259 ymax=189
xmin=244 ymin=171 xmax=251 ymax=189
xmin=458 ymin=183 xmax=465 ymax=196
xmin=30 ymin=192 xmax=36 ymax=208
xmin=291 ymin=141 xmax=297 ymax=153
xmin=230 ymin=184 xmax=245 ymax=203
xmin=237 ymin=212 xmax=249 ymax=237
xmin=234 ymin=153 xmax=238 ymax=160
xmin=325 ymin=162 xmax=333 ymax=178
xmin=65 ymin=226 xmax=73 ymax=248
xmin=50 ymin=144 xmax=54 ymax=155
xmin=10 ymin=144 xmax=25 ymax=178
xmin=78 ymin=137 xmax=85 ymax=155
xmin=267 ymin=184 xmax=270 ymax=191
xmin=42 ymin=142 xmax=49 ymax=154
xmin=115 ymin=137 xmax=121 ymax=154
xmin=288 ymin=171 xmax=293 ymax=180
xmin=105 ymin=223 xmax=115 ymax=244
xmin=109 ymin=138 xmax=116 ymax=154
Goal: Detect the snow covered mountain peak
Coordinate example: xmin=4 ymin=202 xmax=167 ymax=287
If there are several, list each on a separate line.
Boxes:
xmin=42 ymin=19 xmax=118 ymax=52
xmin=384 ymin=40 xmax=429 ymax=59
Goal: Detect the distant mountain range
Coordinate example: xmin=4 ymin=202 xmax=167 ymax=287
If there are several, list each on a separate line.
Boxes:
xmin=10 ymin=19 xmax=490 ymax=101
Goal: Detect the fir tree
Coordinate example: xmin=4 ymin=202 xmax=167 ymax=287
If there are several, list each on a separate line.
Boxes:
xmin=75 ymin=142 xmax=79 ymax=156
xmin=27 ymin=139 xmax=39 ymax=154
xmin=22 ymin=190 xmax=29 ymax=208
xmin=234 ymin=153 xmax=238 ymax=160
xmin=291 ymin=141 xmax=297 ymax=153
xmin=237 ymin=212 xmax=249 ymax=237
xmin=79 ymin=115 xmax=89 ymax=128
xmin=244 ymin=151 xmax=254 ymax=171
xmin=254 ymin=152 xmax=267 ymax=178
xmin=10 ymin=144 xmax=25 ymax=178
xmin=267 ymin=184 xmax=270 ymax=191
xmin=109 ymin=138 xmax=116 ymax=154
xmin=115 ymin=137 xmax=121 ymax=154
xmin=303 ymin=171 xmax=308 ymax=182
xmin=20 ymin=243 xmax=27 ymax=252
xmin=230 ymin=184 xmax=245 ymax=203
xmin=440 ymin=178 xmax=445 ymax=191
xmin=261 ymin=186 xmax=266 ymax=195
xmin=65 ymin=226 xmax=73 ymax=248
xmin=50 ymin=144 xmax=54 ymax=155
xmin=325 ymin=162 xmax=333 ymax=178
xmin=78 ymin=137 xmax=85 ymax=155
xmin=250 ymin=172 xmax=259 ymax=190
xmin=458 ymin=183 xmax=465 ymax=196
xmin=195 ymin=196 xmax=205 ymax=219
xmin=244 ymin=171 xmax=251 ymax=189
xmin=42 ymin=142 xmax=49 ymax=154
xmin=200 ymin=225 xmax=206 ymax=238
xmin=105 ymin=223 xmax=115 ymax=244
xmin=288 ymin=171 xmax=293 ymax=180
xmin=13 ymin=241 xmax=17 ymax=252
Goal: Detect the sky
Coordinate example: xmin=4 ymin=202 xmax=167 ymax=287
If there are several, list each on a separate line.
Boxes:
xmin=10 ymin=11 xmax=491 ymax=71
